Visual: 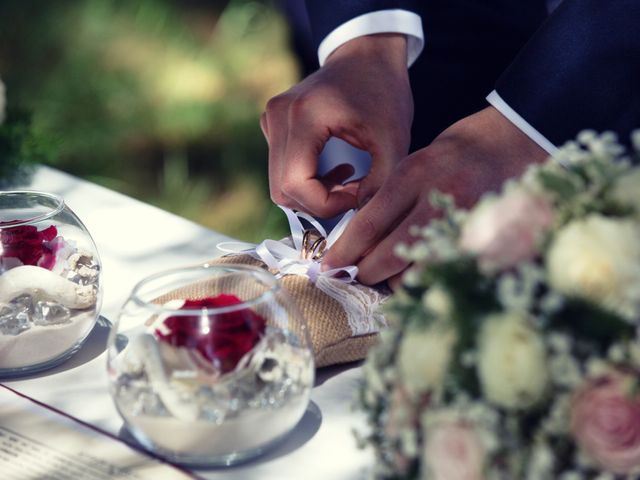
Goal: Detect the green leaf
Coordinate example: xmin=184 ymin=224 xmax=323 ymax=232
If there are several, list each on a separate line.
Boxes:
xmin=549 ymin=299 xmax=634 ymax=350
xmin=537 ymin=170 xmax=579 ymax=202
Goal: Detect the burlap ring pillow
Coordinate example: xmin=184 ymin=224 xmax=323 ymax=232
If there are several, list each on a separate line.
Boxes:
xmin=214 ymin=254 xmax=387 ymax=367
xmin=155 ymin=252 xmax=387 ymax=368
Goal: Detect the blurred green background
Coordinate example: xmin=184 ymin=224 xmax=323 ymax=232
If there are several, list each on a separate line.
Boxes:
xmin=0 ymin=0 xmax=304 ymax=241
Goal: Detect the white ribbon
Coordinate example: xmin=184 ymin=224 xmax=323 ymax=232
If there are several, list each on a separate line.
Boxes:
xmin=217 ymin=206 xmax=358 ymax=283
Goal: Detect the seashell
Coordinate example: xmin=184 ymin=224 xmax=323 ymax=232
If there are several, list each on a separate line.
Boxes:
xmin=130 ymin=334 xmax=200 ymax=422
xmin=0 ymin=265 xmax=96 ymax=309
xmin=66 ymin=252 xmax=100 ymax=285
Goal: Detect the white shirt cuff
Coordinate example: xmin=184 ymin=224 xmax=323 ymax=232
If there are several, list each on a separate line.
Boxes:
xmin=487 ymin=90 xmax=558 ymax=155
xmin=317 ymin=9 xmax=424 ymax=67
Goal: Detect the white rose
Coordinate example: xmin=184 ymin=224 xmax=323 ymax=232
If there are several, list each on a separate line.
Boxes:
xmin=399 ymin=324 xmax=457 ymax=397
xmin=477 ymin=312 xmax=549 ymax=409
xmin=422 ymin=285 xmax=453 ymax=319
xmin=611 ymin=168 xmax=640 ymax=214
xmin=546 ymin=215 xmax=640 ymax=319
xmin=0 ymin=77 xmax=5 ymax=125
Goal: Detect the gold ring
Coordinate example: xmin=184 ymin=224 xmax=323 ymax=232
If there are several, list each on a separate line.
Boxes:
xmin=301 ymin=229 xmax=327 ymax=261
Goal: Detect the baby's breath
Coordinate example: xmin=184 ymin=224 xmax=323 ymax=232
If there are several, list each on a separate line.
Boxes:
xmin=357 ymin=131 xmax=640 ymax=478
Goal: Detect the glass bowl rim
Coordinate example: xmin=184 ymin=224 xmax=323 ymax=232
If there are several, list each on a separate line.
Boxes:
xmin=129 ymin=263 xmax=284 ymax=315
xmin=0 ymin=190 xmax=65 ymax=227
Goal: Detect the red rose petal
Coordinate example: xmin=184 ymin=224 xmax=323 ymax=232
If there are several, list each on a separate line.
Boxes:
xmin=0 ymin=224 xmax=60 ymax=269
xmin=155 ymin=294 xmax=267 ymax=373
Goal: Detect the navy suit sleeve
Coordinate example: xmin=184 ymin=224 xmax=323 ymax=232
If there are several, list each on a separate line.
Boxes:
xmin=496 ymin=0 xmax=640 ymax=147
xmin=304 ymin=0 xmax=420 ymax=51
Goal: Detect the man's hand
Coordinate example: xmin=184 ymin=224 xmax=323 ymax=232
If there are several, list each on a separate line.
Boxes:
xmin=322 ymin=105 xmax=549 ymax=287
xmin=261 ymin=34 xmax=413 ymax=218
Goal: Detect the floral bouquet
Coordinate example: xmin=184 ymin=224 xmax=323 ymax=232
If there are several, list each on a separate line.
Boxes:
xmin=358 ymin=131 xmax=640 ymax=479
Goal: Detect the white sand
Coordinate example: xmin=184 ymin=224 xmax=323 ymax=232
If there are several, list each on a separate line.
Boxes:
xmin=120 ymin=394 xmax=309 ymax=458
xmin=0 ymin=310 xmax=96 ymax=369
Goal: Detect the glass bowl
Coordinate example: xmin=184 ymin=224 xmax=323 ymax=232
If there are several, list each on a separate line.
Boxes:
xmin=107 ymin=264 xmax=314 ymax=466
xmin=0 ymin=190 xmax=102 ymax=377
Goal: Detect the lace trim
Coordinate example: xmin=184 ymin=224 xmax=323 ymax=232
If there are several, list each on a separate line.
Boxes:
xmin=316 ymin=276 xmax=387 ymax=335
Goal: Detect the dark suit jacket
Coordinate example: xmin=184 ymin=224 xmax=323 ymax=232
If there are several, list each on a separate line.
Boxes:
xmin=305 ymin=0 xmax=640 ymax=150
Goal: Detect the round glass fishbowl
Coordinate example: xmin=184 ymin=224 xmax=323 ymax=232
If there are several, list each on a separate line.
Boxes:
xmin=107 ymin=264 xmax=314 ymax=467
xmin=0 ymin=191 xmax=102 ymax=377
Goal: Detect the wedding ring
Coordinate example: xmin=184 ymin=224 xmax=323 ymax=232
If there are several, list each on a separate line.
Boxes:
xmin=302 ymin=229 xmax=327 ymax=261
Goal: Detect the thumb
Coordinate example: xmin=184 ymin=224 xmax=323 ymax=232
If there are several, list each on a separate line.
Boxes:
xmin=356 ymin=145 xmax=403 ymax=207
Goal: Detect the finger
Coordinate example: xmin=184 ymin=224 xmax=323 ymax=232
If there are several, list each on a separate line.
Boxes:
xmin=264 ymin=96 xmax=307 ymax=210
xmin=281 ymin=125 xmax=358 ymax=218
xmin=355 ymin=126 xmax=410 ymax=207
xmin=322 ymin=177 xmax=417 ymax=270
xmin=284 ymin=174 xmax=358 ymax=218
xmin=321 ymin=164 xmax=360 ymax=204
xmin=264 ymin=96 xmax=286 ymax=202
xmin=356 ymin=199 xmax=434 ymax=285
xmin=329 ymin=180 xmax=359 ymax=200
xmin=356 ymin=146 xmax=400 ymax=207
xmin=387 ymin=271 xmax=405 ymax=292
xmin=320 ymin=163 xmax=355 ymax=188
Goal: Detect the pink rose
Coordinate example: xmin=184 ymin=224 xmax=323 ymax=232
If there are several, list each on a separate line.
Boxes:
xmin=459 ymin=189 xmax=554 ymax=271
xmin=571 ymin=371 xmax=640 ymax=474
xmin=423 ymin=421 xmax=485 ymax=480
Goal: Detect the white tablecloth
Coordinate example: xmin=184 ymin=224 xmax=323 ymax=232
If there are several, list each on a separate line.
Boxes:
xmin=2 ymin=166 xmax=371 ymax=479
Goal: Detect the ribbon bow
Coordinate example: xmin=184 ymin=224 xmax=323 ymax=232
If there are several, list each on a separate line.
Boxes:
xmin=217 ymin=206 xmax=358 ymax=283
